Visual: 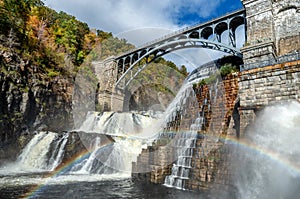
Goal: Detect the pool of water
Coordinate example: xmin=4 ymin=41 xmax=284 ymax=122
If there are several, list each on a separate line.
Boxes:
xmin=0 ymin=173 xmax=209 ymax=199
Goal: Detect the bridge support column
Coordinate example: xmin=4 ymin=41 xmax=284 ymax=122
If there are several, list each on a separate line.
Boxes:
xmin=241 ymin=0 xmax=277 ymax=70
xmin=96 ymin=89 xmax=125 ymax=112
xmin=94 ymin=58 xmax=125 ymax=112
xmin=111 ymin=88 xmax=125 ymax=112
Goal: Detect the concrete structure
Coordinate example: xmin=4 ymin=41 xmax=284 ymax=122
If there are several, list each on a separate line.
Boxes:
xmin=239 ymin=0 xmax=300 ymax=133
xmin=241 ymin=0 xmax=300 ymax=70
xmin=131 ymin=0 xmax=300 ymax=193
xmin=95 ymin=9 xmax=246 ymax=112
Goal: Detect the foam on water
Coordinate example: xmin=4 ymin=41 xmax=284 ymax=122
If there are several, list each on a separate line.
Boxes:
xmin=235 ymin=101 xmax=300 ymax=199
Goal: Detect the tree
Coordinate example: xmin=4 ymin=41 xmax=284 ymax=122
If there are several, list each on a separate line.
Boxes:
xmin=97 ymin=30 xmax=112 ymax=41
xmin=1 ymin=0 xmax=44 ymax=42
xmin=179 ymin=65 xmax=188 ymax=76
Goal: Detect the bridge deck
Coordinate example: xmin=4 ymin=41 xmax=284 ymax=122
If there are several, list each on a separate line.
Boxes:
xmin=117 ymin=9 xmax=245 ymax=59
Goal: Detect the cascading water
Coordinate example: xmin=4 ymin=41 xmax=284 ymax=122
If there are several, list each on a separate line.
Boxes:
xmin=162 ymin=82 xmax=202 ymax=190
xmin=9 ymin=131 xmax=69 ymax=172
xmin=77 ymin=111 xmax=156 ymax=136
xmin=163 ymin=131 xmax=199 ymax=189
xmin=48 ymin=133 xmax=69 ymax=171
xmin=161 ymin=70 xmax=224 ymax=190
xmin=69 ymin=111 xmax=160 ymax=174
xmin=234 ymin=101 xmax=300 ymax=199
xmin=70 ymin=137 xmax=102 ymax=174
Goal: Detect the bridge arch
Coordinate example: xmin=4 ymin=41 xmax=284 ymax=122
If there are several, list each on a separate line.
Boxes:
xmin=112 ymin=9 xmax=246 ymax=89
xmin=215 ymin=22 xmax=228 ymax=42
xmin=188 ymin=31 xmax=200 ymax=39
xmin=115 ymin=38 xmax=242 ymax=88
xmin=229 ymin=16 xmax=245 ymax=32
xmin=201 ymin=27 xmax=213 ymax=39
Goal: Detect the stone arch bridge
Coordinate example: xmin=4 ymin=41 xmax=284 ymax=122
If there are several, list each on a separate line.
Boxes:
xmin=94 ymin=9 xmax=246 ymax=112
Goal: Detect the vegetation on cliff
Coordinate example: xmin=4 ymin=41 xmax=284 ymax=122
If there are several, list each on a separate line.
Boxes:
xmin=0 ymin=0 xmax=188 ymax=149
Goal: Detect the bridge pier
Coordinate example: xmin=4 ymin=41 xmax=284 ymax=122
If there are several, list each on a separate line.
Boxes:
xmin=96 ymin=91 xmax=124 ymax=112
xmin=94 ymin=58 xmax=125 ymax=112
xmin=241 ymin=0 xmax=300 ymax=70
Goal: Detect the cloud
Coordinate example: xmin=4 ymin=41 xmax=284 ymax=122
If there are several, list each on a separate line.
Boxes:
xmin=169 ymin=0 xmax=226 ymax=20
xmin=45 ymin=0 xmax=229 ymax=34
xmin=45 ymin=0 xmax=244 ymax=71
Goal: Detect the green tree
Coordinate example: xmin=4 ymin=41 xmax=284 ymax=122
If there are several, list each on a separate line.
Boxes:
xmin=179 ymin=65 xmax=188 ymax=76
xmin=0 ymin=0 xmax=43 ymax=42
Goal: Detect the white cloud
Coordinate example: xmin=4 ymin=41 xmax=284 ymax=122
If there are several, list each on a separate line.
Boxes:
xmin=45 ymin=0 xmax=245 ymax=71
xmin=45 ymin=0 xmax=226 ymax=34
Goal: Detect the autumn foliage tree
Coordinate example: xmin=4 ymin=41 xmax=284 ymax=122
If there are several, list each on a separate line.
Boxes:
xmin=0 ymin=0 xmax=187 ymax=82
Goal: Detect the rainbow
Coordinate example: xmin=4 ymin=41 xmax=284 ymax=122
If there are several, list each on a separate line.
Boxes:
xmin=22 ymin=142 xmax=114 ymax=199
xmin=217 ymin=135 xmax=300 ymax=176
xmin=22 ymin=132 xmax=300 ymax=198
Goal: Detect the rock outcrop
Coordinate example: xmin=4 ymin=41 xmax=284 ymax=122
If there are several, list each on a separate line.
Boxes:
xmin=0 ymin=49 xmax=74 ymax=160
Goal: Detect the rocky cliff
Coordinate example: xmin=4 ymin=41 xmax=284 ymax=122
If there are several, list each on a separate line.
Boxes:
xmin=0 ymin=49 xmax=73 ymax=161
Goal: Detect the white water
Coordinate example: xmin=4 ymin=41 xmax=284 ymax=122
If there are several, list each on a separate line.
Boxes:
xmin=48 ymin=133 xmax=69 ymax=171
xmin=0 ymin=131 xmax=69 ymax=174
xmin=235 ymin=101 xmax=300 ymax=199
xmin=17 ymin=132 xmax=57 ymax=172
xmin=164 ymin=130 xmax=198 ymax=189
xmin=162 ymin=83 xmax=197 ymax=126
xmin=70 ymin=111 xmax=162 ymax=174
xmin=71 ymin=137 xmax=102 ymax=174
xmin=78 ymin=111 xmax=158 ymax=137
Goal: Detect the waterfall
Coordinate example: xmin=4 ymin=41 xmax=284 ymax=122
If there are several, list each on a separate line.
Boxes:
xmin=161 ymin=71 xmax=222 ymax=190
xmin=70 ymin=136 xmax=145 ymax=175
xmin=1 ymin=110 xmax=159 ymax=176
xmin=68 ymin=111 xmax=160 ymax=175
xmin=16 ymin=131 xmax=69 ymax=172
xmin=48 ymin=133 xmax=69 ymax=171
xmin=77 ymin=111 xmax=157 ymax=137
xmin=71 ymin=137 xmax=102 ymax=174
xmin=157 ymin=81 xmax=200 ymax=189
xmin=164 ymin=131 xmax=198 ymax=190
xmin=234 ymin=102 xmax=300 ymax=199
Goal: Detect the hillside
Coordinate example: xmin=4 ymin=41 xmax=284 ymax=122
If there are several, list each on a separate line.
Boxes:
xmin=0 ymin=0 xmax=187 ymax=159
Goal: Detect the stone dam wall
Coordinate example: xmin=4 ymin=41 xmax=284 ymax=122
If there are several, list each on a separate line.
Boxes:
xmin=239 ymin=60 xmax=300 ymax=135
xmin=132 ymin=60 xmax=300 ymax=192
xmin=132 ymin=75 xmax=240 ymax=193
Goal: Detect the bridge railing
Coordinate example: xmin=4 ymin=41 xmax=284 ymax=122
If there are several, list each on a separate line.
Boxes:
xmin=117 ymin=8 xmax=245 ymax=58
xmin=241 ymin=51 xmax=300 ymax=71
xmin=137 ymin=8 xmax=245 ymax=49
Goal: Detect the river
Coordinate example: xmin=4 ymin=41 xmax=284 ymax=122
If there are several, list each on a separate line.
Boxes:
xmin=0 ymin=172 xmax=208 ymax=199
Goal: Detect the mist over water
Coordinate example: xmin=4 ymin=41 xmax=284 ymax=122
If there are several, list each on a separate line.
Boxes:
xmin=234 ymin=101 xmax=300 ymax=199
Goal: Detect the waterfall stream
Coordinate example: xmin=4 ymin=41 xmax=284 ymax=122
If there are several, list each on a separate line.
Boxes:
xmin=2 ymin=111 xmax=160 ymax=176
xmin=162 ymin=82 xmax=201 ymax=189
xmin=13 ymin=131 xmax=69 ymax=172
xmin=163 ymin=131 xmax=199 ymax=189
xmin=234 ymin=102 xmax=300 ymax=199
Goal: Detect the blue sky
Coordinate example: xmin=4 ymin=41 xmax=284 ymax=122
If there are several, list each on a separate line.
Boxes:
xmin=45 ymin=0 xmax=245 ymax=71
xmin=174 ymin=0 xmax=243 ymax=26
xmin=45 ymin=0 xmax=243 ymax=35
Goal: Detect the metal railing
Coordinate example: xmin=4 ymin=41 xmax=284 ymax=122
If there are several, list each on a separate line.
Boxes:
xmin=117 ymin=8 xmax=245 ymax=58
xmin=241 ymin=51 xmax=300 ymax=71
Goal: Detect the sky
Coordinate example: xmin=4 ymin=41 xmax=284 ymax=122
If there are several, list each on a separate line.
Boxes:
xmin=45 ymin=0 xmax=245 ymax=71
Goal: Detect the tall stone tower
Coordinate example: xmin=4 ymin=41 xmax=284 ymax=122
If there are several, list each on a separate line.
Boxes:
xmin=241 ymin=0 xmax=300 ymax=69
xmin=94 ymin=57 xmax=125 ymax=112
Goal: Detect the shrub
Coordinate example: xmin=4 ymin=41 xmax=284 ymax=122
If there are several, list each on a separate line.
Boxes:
xmin=220 ymin=64 xmax=238 ymax=77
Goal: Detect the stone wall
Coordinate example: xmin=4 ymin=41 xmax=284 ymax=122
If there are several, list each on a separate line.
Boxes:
xmin=186 ymin=76 xmax=239 ymax=192
xmin=238 ymin=60 xmax=300 ymax=134
xmin=132 ymin=75 xmax=240 ymax=193
xmin=273 ymin=0 xmax=300 ymax=55
xmin=132 ymin=146 xmax=173 ymax=184
xmin=241 ymin=0 xmax=300 ymax=66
